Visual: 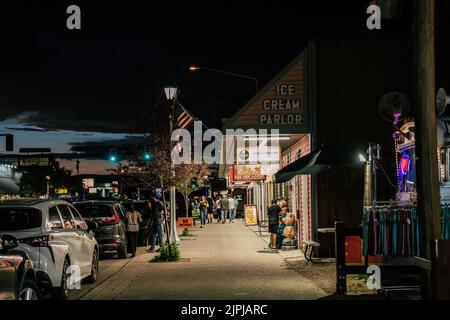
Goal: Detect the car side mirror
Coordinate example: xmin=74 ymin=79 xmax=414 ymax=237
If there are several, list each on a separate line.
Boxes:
xmin=85 ymin=220 xmax=98 ymax=232
xmin=0 ymin=235 xmax=19 ymax=252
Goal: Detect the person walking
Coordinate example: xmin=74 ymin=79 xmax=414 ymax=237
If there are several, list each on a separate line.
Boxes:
xmin=220 ymin=195 xmax=229 ymax=223
xmin=267 ymin=199 xmax=281 ymax=250
xmin=147 ymin=195 xmax=164 ymax=253
xmin=227 ymin=195 xmax=237 ymax=223
xmin=206 ymin=196 xmax=214 ymax=224
xmin=125 ymin=204 xmax=142 ymax=258
xmin=215 ymin=196 xmax=222 ymax=223
xmin=199 ymin=195 xmax=209 ymax=228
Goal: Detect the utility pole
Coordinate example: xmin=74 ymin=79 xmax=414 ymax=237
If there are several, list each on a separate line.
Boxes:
xmin=413 ymin=0 xmax=440 ymax=300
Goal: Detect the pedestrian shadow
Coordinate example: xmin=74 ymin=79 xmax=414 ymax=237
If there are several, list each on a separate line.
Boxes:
xmin=256 ymin=250 xmax=280 ymax=254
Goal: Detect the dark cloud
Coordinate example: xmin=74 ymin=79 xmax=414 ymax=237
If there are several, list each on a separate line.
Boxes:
xmin=68 ymin=136 xmax=147 ymax=158
xmin=5 ymin=127 xmax=49 ymax=132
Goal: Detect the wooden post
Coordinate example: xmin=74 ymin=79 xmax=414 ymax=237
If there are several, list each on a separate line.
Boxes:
xmin=413 ymin=0 xmax=440 ymax=299
xmin=335 ymin=221 xmax=347 ymax=295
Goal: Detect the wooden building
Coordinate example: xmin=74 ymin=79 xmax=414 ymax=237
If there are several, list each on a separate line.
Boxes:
xmin=219 ymin=33 xmax=449 ymax=255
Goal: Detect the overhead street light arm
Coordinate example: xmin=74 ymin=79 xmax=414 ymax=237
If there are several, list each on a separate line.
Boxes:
xmin=189 ymin=66 xmax=259 ymax=92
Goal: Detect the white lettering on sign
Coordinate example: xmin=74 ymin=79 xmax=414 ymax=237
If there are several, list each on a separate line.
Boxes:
xmin=262 ymin=99 xmax=301 ymax=110
xmin=276 ymin=85 xmax=295 ymax=95
xmin=260 ymin=83 xmax=303 ymax=126
xmin=259 ymin=114 xmax=302 ymax=125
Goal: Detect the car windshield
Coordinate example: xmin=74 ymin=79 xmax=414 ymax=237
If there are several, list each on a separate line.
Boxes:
xmin=0 ymin=207 xmax=42 ymax=231
xmin=74 ymin=204 xmax=114 ymax=218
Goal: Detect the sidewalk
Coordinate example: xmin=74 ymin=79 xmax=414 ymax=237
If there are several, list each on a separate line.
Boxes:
xmin=81 ymin=220 xmax=327 ymax=300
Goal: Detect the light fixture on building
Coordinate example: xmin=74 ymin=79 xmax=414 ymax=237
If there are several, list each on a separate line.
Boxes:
xmin=359 ymin=154 xmax=367 ymax=162
xmin=164 ymin=84 xmax=178 ymax=101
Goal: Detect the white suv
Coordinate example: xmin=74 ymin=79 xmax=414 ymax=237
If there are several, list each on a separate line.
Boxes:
xmin=0 ymin=199 xmax=99 ymax=299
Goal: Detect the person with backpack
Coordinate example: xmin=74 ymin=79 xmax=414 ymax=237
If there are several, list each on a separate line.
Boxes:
xmin=147 ymin=195 xmax=164 ymax=253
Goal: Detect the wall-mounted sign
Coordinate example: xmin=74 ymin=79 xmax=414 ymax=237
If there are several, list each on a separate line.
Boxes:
xmin=244 ymin=205 xmax=258 ymax=226
xmin=234 ymin=165 xmax=264 ymax=181
xmin=260 ymin=85 xmax=303 ymax=125
xmin=224 ymin=52 xmax=308 ymax=134
xmin=236 ymin=146 xmax=280 ymax=165
xmin=82 ymin=178 xmax=94 ymax=189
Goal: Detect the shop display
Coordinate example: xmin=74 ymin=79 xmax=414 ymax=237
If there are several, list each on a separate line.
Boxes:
xmin=442 ymin=206 xmax=450 ymax=240
xmin=363 ymin=206 xmax=420 ymax=257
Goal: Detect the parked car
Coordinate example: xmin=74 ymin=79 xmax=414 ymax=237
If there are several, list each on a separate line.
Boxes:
xmin=73 ymin=201 xmax=128 ymax=258
xmin=123 ymin=200 xmax=152 ymax=246
xmin=0 ymin=199 xmax=99 ymax=300
xmin=0 ymin=234 xmax=40 ymax=300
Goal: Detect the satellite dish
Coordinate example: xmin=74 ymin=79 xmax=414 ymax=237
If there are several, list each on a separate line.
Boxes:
xmin=436 ymin=88 xmax=450 ymax=116
xmin=378 ymin=92 xmax=410 ymax=123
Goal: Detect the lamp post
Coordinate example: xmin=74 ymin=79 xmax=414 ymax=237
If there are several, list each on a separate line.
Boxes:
xmin=164 ymin=84 xmax=180 ymax=244
xmin=45 ymin=176 xmax=51 ymax=199
xmin=189 ymin=66 xmax=259 ymax=93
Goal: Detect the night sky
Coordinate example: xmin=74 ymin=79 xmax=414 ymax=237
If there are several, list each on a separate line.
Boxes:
xmin=0 ymin=1 xmax=448 ymax=173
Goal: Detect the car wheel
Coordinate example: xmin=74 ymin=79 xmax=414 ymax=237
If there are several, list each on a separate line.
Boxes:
xmin=19 ymin=279 xmax=41 ymax=300
xmin=85 ymin=249 xmax=99 ymax=283
xmin=51 ymin=258 xmax=70 ymax=300
xmin=118 ymin=242 xmax=128 ymax=259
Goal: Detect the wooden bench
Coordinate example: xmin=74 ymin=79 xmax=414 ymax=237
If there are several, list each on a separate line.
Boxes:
xmin=303 ymin=240 xmax=320 ymax=263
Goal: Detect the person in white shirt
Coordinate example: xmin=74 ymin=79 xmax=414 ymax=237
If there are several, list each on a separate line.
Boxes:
xmin=227 ymin=195 xmax=237 ymax=223
xmin=126 ymin=204 xmax=142 ymax=258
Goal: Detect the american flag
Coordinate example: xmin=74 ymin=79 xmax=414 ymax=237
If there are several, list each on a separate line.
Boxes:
xmin=175 ymin=105 xmax=197 ymax=129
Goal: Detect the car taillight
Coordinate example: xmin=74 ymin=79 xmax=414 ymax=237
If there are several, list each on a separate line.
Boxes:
xmin=100 ymin=214 xmax=119 ymax=224
xmin=20 ymin=235 xmax=54 ymax=247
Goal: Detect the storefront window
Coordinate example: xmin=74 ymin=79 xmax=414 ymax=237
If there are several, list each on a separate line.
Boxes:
xmin=439 ymin=146 xmax=450 ymax=185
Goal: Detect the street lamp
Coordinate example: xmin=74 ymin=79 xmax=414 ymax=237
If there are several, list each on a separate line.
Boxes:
xmin=189 ymin=65 xmax=259 ymax=93
xmin=164 ymin=83 xmax=180 ymax=244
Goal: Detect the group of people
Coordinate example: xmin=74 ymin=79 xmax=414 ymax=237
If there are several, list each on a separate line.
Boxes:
xmin=267 ymin=198 xmax=289 ymax=250
xmin=123 ymin=194 xmax=167 ymax=257
xmin=193 ymin=194 xmax=238 ymax=228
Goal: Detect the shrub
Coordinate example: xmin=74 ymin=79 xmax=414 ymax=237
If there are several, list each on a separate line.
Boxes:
xmin=152 ymin=243 xmax=181 ymax=262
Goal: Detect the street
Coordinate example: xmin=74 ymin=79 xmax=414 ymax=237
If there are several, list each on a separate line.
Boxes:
xmin=69 ymin=220 xmax=326 ymax=300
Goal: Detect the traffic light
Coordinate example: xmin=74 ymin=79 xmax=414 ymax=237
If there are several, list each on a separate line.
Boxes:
xmin=109 ymin=148 xmax=117 ymax=162
xmin=144 ymin=152 xmax=152 ymax=160
xmin=190 ymin=178 xmax=198 ymax=189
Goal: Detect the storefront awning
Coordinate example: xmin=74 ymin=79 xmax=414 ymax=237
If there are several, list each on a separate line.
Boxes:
xmin=274 ymin=145 xmax=364 ymax=183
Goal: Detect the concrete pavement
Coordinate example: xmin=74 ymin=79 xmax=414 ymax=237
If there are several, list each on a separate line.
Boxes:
xmin=79 ymin=219 xmax=327 ymax=300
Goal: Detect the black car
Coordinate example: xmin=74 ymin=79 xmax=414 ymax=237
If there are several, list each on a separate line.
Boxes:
xmin=123 ymin=200 xmax=152 ymax=246
xmin=0 ymin=234 xmax=40 ymax=300
xmin=74 ymin=201 xmax=128 ymax=259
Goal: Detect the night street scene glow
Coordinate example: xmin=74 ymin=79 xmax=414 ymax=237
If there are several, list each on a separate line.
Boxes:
xmin=0 ymin=1 xmax=450 ymax=306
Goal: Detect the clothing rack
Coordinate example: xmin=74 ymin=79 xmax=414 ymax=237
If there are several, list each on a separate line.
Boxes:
xmin=363 ymin=206 xmax=420 ymax=257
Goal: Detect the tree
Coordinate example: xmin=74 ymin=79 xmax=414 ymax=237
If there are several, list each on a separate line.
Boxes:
xmin=19 ymin=159 xmax=72 ymax=197
xmin=124 ymin=133 xmax=175 ymax=244
xmin=175 ymin=162 xmax=211 ymax=217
